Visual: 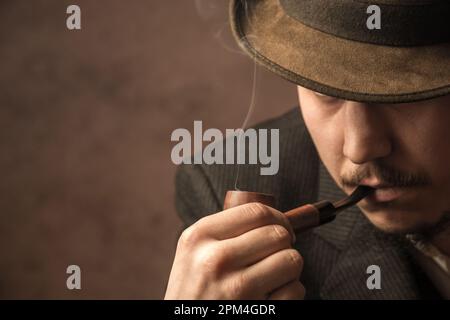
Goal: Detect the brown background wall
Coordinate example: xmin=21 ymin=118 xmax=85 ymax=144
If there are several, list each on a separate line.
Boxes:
xmin=0 ymin=0 xmax=296 ymax=298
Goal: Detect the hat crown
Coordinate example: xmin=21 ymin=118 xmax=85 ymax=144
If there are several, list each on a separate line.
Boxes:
xmin=280 ymin=0 xmax=450 ymax=46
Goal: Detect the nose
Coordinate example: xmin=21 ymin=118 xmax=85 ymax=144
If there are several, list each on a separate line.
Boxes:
xmin=342 ymin=102 xmax=392 ymax=164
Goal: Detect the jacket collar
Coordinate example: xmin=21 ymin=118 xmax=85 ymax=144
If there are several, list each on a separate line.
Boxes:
xmin=313 ymin=161 xmax=424 ymax=299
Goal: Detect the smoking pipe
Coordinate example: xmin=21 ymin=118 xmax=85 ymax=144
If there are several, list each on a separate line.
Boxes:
xmin=223 ymin=186 xmax=374 ymax=233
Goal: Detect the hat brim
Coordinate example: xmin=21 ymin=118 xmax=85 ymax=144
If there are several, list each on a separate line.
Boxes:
xmin=230 ymin=0 xmax=450 ymax=103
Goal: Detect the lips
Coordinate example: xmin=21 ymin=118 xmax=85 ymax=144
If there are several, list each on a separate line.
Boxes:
xmin=357 ymin=179 xmax=405 ymax=203
xmin=367 ymin=187 xmax=405 ymax=202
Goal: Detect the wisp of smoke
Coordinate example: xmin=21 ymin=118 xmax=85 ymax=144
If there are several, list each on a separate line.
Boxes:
xmin=194 ymin=0 xmax=221 ymax=20
xmin=194 ymin=0 xmax=261 ymax=190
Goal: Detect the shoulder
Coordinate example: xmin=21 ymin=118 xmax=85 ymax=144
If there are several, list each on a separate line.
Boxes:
xmin=175 ymin=107 xmax=320 ymax=225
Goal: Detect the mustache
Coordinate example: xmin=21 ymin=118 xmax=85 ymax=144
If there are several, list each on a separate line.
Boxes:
xmin=341 ymin=162 xmax=432 ymax=188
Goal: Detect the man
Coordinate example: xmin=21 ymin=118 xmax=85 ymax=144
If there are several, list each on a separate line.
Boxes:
xmin=165 ymin=0 xmax=450 ymax=299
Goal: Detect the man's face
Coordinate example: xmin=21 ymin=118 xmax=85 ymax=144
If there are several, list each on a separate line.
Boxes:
xmin=298 ymin=86 xmax=450 ymax=234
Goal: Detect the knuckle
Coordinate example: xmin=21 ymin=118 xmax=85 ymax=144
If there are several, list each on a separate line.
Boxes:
xmin=178 ymin=224 xmax=205 ymax=248
xmin=270 ymin=225 xmax=291 ymax=246
xmin=194 ymin=245 xmax=228 ymax=277
xmin=272 ymin=210 xmax=293 ymax=235
xmin=285 ymin=249 xmax=303 ymax=272
xmin=245 ymin=202 xmax=273 ymax=222
xmin=246 ymin=203 xmax=292 ymax=236
xmin=225 ymin=273 xmax=248 ymax=299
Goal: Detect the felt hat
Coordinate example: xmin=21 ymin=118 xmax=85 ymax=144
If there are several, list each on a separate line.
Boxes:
xmin=230 ymin=0 xmax=450 ymax=103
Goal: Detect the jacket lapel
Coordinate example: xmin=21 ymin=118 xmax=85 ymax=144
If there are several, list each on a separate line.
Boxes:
xmin=313 ymin=162 xmax=422 ymax=299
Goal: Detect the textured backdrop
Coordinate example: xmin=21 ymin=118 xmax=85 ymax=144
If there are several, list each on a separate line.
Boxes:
xmin=0 ymin=0 xmax=296 ymax=298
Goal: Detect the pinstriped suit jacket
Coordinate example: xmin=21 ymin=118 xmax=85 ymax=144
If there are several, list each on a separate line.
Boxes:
xmin=174 ymin=107 xmax=441 ymax=299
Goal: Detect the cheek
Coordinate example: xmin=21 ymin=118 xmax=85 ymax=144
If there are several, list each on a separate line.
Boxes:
xmin=398 ymin=109 xmax=450 ymax=182
xmin=395 ymin=108 xmax=450 ymax=211
xmin=299 ymin=102 xmax=344 ymax=180
xmin=418 ymin=125 xmax=450 ymax=210
xmin=416 ymin=117 xmax=450 ymax=221
xmin=420 ymin=134 xmax=450 ymax=182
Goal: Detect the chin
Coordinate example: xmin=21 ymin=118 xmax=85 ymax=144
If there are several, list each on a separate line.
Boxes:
xmin=361 ymin=208 xmax=431 ymax=235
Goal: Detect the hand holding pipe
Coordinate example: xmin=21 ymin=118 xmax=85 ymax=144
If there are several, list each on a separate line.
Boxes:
xmin=223 ymin=186 xmax=374 ymax=233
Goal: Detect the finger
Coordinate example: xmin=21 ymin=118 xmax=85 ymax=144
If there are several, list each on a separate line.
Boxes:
xmin=221 ymin=224 xmax=292 ymax=268
xmin=268 ymin=281 xmax=305 ymax=300
xmin=197 ymin=203 xmax=295 ymax=241
xmin=240 ymin=249 xmax=303 ymax=296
